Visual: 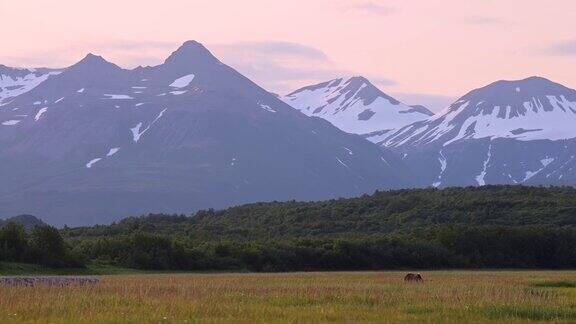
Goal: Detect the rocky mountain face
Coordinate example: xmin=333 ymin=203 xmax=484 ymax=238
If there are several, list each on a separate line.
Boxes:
xmin=0 ymin=41 xmax=413 ymax=226
xmin=384 ymin=77 xmax=576 ymax=187
xmin=282 ymin=77 xmax=433 ymax=143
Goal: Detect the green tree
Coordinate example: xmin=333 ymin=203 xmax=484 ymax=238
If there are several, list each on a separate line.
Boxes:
xmin=0 ymin=222 xmax=28 ymax=261
xmin=30 ymin=225 xmax=67 ymax=267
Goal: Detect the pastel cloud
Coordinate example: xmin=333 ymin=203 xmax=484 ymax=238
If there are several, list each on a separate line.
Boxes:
xmin=347 ymin=2 xmax=397 ymax=16
xmin=464 ymin=16 xmax=510 ymax=26
xmin=213 ymin=42 xmax=351 ymax=94
xmin=218 ymin=41 xmax=328 ymax=60
xmin=391 ymin=92 xmax=456 ymax=112
xmin=542 ymin=39 xmax=576 ymax=56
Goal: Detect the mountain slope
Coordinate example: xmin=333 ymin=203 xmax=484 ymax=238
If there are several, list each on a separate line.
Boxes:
xmin=0 ymin=65 xmax=62 ymax=105
xmin=282 ymin=77 xmax=433 ymax=143
xmin=0 ymin=41 xmax=414 ymax=226
xmin=385 ymin=77 xmax=576 ymax=187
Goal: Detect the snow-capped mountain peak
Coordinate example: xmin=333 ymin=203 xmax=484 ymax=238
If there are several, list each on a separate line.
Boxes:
xmin=285 ymin=76 xmax=399 ymax=110
xmin=282 ymin=76 xmax=433 ymax=142
xmin=386 ymin=76 xmax=576 ymax=147
xmin=383 ymin=76 xmax=576 ymax=189
xmin=459 ymin=76 xmax=572 ymax=105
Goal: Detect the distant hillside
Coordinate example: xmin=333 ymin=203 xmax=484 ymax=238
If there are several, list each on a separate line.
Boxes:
xmin=0 ymin=215 xmax=46 ymax=231
xmin=65 ymin=185 xmax=576 ymax=240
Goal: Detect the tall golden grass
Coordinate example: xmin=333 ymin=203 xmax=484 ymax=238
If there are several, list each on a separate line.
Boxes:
xmin=0 ymin=271 xmax=574 ymax=323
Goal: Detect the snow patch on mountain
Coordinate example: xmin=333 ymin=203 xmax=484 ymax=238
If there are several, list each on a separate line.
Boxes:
xmin=103 ymin=94 xmax=133 ymax=100
xmin=0 ymin=69 xmax=61 ymax=103
xmin=86 ymin=158 xmax=102 ymax=169
xmin=523 ymin=157 xmax=555 ymax=182
xmin=335 ymin=157 xmax=349 ymax=168
xmin=34 ymin=107 xmax=48 ymax=121
xmin=170 ymin=74 xmax=195 ymax=88
xmin=106 ymin=147 xmax=120 ymax=157
xmin=475 ymin=144 xmax=492 ymax=185
xmin=131 ymin=108 xmax=167 ymax=142
xmin=259 ymin=103 xmax=276 ymax=113
xmin=1 ymin=120 xmax=20 ymax=126
xmin=85 ymin=147 xmax=122 ymax=169
xmin=451 ymin=96 xmax=576 ymax=142
xmin=130 ymin=123 xmax=144 ymax=142
xmin=432 ymin=150 xmax=447 ymax=187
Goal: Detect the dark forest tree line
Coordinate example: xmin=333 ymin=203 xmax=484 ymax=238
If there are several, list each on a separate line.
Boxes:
xmin=0 ymin=223 xmax=83 ymax=268
xmin=2 ymin=186 xmax=576 ymax=271
xmin=68 ymin=225 xmax=576 ymax=271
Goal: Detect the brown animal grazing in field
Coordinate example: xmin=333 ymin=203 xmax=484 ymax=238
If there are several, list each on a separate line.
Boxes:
xmin=404 ymin=273 xmax=423 ymax=282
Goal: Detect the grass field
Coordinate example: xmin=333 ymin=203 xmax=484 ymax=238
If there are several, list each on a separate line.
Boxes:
xmin=0 ymin=271 xmax=575 ymax=323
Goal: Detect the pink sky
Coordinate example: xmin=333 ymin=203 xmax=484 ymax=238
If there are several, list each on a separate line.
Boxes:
xmin=1 ymin=0 xmax=575 ymax=110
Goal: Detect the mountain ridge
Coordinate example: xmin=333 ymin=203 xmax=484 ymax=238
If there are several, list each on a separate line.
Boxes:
xmin=0 ymin=66 xmax=62 ymax=104
xmin=282 ymin=76 xmax=433 ymax=143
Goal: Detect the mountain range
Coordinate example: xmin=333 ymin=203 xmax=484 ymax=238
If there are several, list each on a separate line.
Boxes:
xmin=0 ymin=41 xmax=411 ymax=226
xmin=2 ymin=40 xmax=575 ymax=225
xmin=287 ymin=76 xmax=576 ymax=188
